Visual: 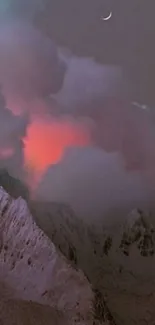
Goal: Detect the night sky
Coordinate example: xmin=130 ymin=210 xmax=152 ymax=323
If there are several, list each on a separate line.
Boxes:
xmin=1 ymin=0 xmax=155 ymax=104
xmin=33 ymin=0 xmax=155 ymax=105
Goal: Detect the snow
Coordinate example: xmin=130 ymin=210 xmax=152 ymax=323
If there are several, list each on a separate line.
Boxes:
xmin=0 ymin=186 xmax=100 ymax=324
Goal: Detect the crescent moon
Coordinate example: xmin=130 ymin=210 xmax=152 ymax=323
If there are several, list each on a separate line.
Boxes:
xmin=101 ymin=11 xmax=112 ymax=21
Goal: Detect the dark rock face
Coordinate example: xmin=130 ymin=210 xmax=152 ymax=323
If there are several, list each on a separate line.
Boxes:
xmin=119 ymin=209 xmax=155 ymax=257
xmin=2 ymin=170 xmax=155 ymax=324
xmin=30 ymin=203 xmax=155 ymax=325
xmin=0 ymin=169 xmax=29 ymax=201
xmin=93 ymin=289 xmax=116 ymax=325
xmin=103 ymin=236 xmax=113 ymax=256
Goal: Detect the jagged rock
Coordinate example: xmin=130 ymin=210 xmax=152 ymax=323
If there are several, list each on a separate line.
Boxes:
xmin=30 ymin=201 xmax=89 ymax=265
xmin=93 ymin=289 xmax=116 ymax=325
xmin=103 ymin=236 xmax=113 ymax=256
xmin=31 ymin=203 xmax=155 ymax=325
xmin=5 ymin=170 xmax=155 ymax=325
xmin=120 ymin=209 xmax=155 ymax=257
xmin=0 ymin=186 xmax=110 ymax=325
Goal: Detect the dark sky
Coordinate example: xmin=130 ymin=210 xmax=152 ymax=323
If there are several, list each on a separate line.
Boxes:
xmin=3 ymin=0 xmax=155 ymax=104
xmin=33 ymin=0 xmax=155 ymax=105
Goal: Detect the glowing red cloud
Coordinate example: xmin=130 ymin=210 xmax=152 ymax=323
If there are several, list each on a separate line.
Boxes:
xmin=23 ymin=115 xmax=91 ymax=187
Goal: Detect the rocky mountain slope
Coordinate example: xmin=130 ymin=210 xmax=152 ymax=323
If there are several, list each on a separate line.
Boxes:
xmin=0 ymin=290 xmax=69 ymax=325
xmin=31 ymin=202 xmax=155 ymax=325
xmin=1 ymin=170 xmax=155 ymax=324
xmin=119 ymin=209 xmax=155 ymax=257
xmin=0 ymin=186 xmax=114 ymax=325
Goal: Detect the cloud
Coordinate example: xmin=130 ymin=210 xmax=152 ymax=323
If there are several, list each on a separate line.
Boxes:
xmin=23 ymin=114 xmax=91 ymax=189
xmin=54 ymin=51 xmax=130 ymax=113
xmin=32 ymin=50 xmax=155 ymax=221
xmin=0 ymin=18 xmax=66 ymax=107
xmin=0 ymin=12 xmax=154 ymax=224
xmin=37 ymin=147 xmax=153 ymax=221
xmin=0 ymin=0 xmax=45 ymax=20
xmin=51 ymin=51 xmax=155 ymax=172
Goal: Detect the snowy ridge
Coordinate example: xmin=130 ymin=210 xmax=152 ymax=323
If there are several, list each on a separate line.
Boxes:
xmin=32 ymin=202 xmax=155 ymax=325
xmin=0 ymin=186 xmax=103 ymax=325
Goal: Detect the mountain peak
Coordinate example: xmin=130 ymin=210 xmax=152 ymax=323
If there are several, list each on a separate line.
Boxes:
xmin=0 ymin=186 xmax=107 ymax=324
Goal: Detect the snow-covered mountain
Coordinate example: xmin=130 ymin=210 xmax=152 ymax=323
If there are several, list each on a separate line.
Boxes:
xmin=31 ymin=202 xmax=155 ymax=325
xmin=0 ymin=186 xmax=115 ymax=325
xmin=1 ymin=169 xmax=155 ymax=324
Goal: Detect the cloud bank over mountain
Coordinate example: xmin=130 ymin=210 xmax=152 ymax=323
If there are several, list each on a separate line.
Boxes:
xmin=0 ymin=6 xmax=155 ymax=222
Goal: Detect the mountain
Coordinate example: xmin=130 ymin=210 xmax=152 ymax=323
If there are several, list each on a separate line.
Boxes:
xmin=0 ymin=185 xmax=115 ymax=325
xmin=0 ymin=291 xmax=69 ymax=325
xmin=119 ymin=209 xmax=155 ymax=257
xmin=31 ymin=202 xmax=155 ymax=325
xmin=1 ymin=170 xmax=155 ymax=324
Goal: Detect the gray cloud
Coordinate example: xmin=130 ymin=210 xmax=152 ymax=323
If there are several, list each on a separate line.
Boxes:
xmin=0 ymin=18 xmax=66 ymax=103
xmin=52 ymin=51 xmax=155 ymax=172
xmin=54 ymin=51 xmax=130 ymax=111
xmin=0 ymin=5 xmax=155 ymax=225
xmin=37 ymin=147 xmax=154 ymax=222
xmin=35 ymin=51 xmax=155 ymax=221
